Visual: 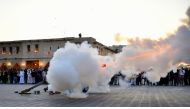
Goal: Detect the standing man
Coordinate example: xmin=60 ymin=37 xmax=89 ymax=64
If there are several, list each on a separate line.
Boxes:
xmin=19 ymin=69 xmax=25 ymax=84
xmin=3 ymin=70 xmax=8 ymax=84
xmin=0 ymin=70 xmax=2 ymax=83
xmin=42 ymin=69 xmax=47 ymax=81
xmin=187 ymin=68 xmax=190 ymax=86
xmin=10 ymin=69 xmax=14 ymax=84
xmin=179 ymin=68 xmax=185 ymax=86
xmin=184 ymin=68 xmax=189 ymax=85
xmin=168 ymin=70 xmax=174 ymax=86
xmin=31 ymin=69 xmax=36 ymax=84
xmin=27 ymin=69 xmax=32 ymax=84
xmin=13 ymin=70 xmax=18 ymax=84
xmin=173 ymin=69 xmax=179 ymax=86
xmin=24 ymin=69 xmax=27 ymax=84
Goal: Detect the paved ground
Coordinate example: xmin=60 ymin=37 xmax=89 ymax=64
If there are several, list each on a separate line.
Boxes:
xmin=0 ymin=84 xmax=190 ymax=107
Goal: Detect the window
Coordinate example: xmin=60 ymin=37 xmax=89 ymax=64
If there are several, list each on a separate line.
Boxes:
xmin=48 ymin=46 xmax=51 ymax=55
xmin=35 ymin=44 xmax=39 ymax=53
xmin=48 ymin=51 xmax=51 ymax=55
xmin=2 ymin=47 xmax=6 ymax=54
xmin=27 ymin=45 xmax=31 ymax=52
xmin=9 ymin=47 xmax=12 ymax=55
xmin=16 ymin=46 xmax=19 ymax=54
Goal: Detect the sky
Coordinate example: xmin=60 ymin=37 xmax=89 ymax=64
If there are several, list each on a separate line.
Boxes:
xmin=0 ymin=0 xmax=189 ymax=46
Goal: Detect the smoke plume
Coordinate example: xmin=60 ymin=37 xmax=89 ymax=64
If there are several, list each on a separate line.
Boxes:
xmin=46 ymin=7 xmax=190 ymax=98
xmin=46 ymin=41 xmax=113 ymax=98
xmin=115 ymin=7 xmax=190 ymax=82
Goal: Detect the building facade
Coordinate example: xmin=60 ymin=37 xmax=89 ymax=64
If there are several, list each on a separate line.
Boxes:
xmin=109 ymin=45 xmax=126 ymax=53
xmin=0 ymin=37 xmax=116 ymax=70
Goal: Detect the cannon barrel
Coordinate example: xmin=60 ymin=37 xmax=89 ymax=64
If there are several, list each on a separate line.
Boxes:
xmin=19 ymin=80 xmax=45 ymax=94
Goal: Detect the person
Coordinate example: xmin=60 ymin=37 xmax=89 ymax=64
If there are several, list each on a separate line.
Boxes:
xmin=82 ymin=86 xmax=89 ymax=93
xmin=147 ymin=79 xmax=152 ymax=86
xmin=141 ymin=72 xmax=146 ymax=85
xmin=184 ymin=68 xmax=189 ymax=85
xmin=109 ymin=76 xmax=115 ymax=85
xmin=168 ymin=70 xmax=174 ymax=86
xmin=188 ymin=68 xmax=190 ymax=86
xmin=17 ymin=70 xmax=20 ymax=83
xmin=2 ymin=70 xmax=8 ymax=84
xmin=136 ymin=74 xmax=141 ymax=85
xmin=173 ymin=70 xmax=179 ymax=86
xmin=131 ymin=74 xmax=136 ymax=86
xmin=13 ymin=70 xmax=18 ymax=84
xmin=24 ymin=69 xmax=27 ymax=84
xmin=31 ymin=69 xmax=36 ymax=84
xmin=27 ymin=69 xmax=33 ymax=84
xmin=19 ymin=69 xmax=25 ymax=84
xmin=179 ymin=68 xmax=185 ymax=86
xmin=36 ymin=69 xmax=42 ymax=83
xmin=112 ymin=74 xmax=119 ymax=86
xmin=165 ymin=74 xmax=169 ymax=86
xmin=0 ymin=70 xmax=2 ymax=83
xmin=10 ymin=69 xmax=14 ymax=84
xmin=42 ymin=69 xmax=47 ymax=81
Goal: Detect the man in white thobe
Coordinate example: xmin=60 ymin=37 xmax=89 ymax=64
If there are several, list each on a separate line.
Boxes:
xmin=19 ymin=69 xmax=25 ymax=84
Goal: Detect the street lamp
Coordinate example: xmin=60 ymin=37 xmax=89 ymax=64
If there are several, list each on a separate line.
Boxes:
xmin=7 ymin=62 xmax=11 ymax=67
xmin=21 ymin=62 xmax=26 ymax=67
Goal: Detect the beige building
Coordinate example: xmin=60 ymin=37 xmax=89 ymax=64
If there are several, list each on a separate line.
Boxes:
xmin=109 ymin=45 xmax=126 ymax=53
xmin=0 ymin=37 xmax=116 ymax=70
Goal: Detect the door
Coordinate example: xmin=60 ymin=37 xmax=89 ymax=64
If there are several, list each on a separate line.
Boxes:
xmin=26 ymin=60 xmax=39 ymax=69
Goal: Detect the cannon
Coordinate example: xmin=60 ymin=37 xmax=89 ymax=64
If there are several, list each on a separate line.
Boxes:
xmin=18 ymin=80 xmax=45 ymax=94
xmin=16 ymin=80 xmax=89 ymax=95
xmin=16 ymin=80 xmax=60 ymax=95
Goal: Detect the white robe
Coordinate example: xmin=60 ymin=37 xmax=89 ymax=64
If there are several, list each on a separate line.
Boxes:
xmin=27 ymin=70 xmax=33 ymax=84
xmin=19 ymin=71 xmax=25 ymax=84
xmin=42 ymin=71 xmax=46 ymax=81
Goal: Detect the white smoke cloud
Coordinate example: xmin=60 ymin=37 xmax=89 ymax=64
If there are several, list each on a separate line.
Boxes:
xmin=115 ymin=7 xmax=190 ymax=82
xmin=47 ymin=41 xmax=101 ymax=98
xmin=46 ymin=41 xmax=114 ymax=98
xmin=46 ymin=7 xmax=190 ymax=98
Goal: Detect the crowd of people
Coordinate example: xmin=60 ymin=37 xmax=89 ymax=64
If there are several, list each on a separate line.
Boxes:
xmin=159 ymin=67 xmax=190 ymax=86
xmin=0 ymin=68 xmax=47 ymax=84
xmin=110 ymin=67 xmax=190 ymax=86
xmin=1 ymin=67 xmax=190 ymax=87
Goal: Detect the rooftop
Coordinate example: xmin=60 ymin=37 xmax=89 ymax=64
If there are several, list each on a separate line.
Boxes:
xmin=0 ymin=37 xmax=96 ymax=43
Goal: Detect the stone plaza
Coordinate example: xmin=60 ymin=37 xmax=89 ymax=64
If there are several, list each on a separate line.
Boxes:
xmin=0 ymin=84 xmax=190 ymax=107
